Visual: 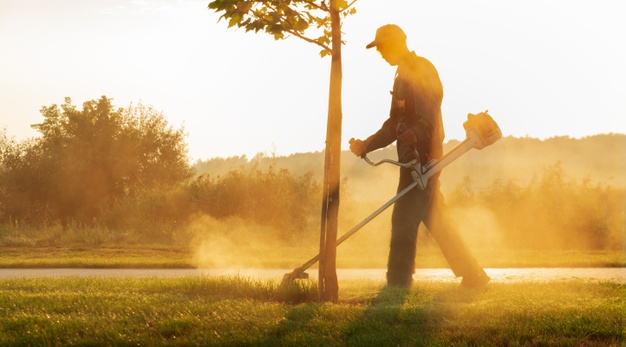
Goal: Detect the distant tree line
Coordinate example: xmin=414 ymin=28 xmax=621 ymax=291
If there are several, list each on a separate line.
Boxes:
xmin=0 ymin=96 xmax=320 ymax=243
xmin=194 ymin=135 xmax=625 ymax=252
xmin=0 ymin=97 xmax=622 ymax=250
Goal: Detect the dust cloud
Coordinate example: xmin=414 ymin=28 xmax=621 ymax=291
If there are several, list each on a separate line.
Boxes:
xmin=188 ymin=136 xmax=623 ymax=270
xmin=448 ymin=205 xmax=504 ymax=249
xmin=189 ymin=215 xmax=318 ymax=269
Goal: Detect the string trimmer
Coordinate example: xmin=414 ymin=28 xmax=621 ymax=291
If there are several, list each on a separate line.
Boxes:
xmin=281 ymin=111 xmax=502 ymax=284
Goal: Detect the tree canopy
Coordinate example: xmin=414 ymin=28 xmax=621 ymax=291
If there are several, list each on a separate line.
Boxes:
xmin=0 ymin=96 xmax=191 ymax=224
xmin=208 ymin=0 xmax=356 ymax=57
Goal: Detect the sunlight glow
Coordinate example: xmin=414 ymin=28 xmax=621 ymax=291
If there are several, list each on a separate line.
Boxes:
xmin=1 ymin=0 xmax=624 ymax=161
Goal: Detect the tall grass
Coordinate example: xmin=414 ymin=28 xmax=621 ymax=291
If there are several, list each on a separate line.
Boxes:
xmin=448 ymin=162 xmax=623 ymax=250
xmin=0 ymin=162 xmax=622 ymax=254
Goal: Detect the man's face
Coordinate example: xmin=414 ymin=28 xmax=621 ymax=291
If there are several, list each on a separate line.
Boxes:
xmin=376 ymin=42 xmax=402 ymax=66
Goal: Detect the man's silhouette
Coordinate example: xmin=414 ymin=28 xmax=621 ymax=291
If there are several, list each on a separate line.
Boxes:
xmin=350 ymin=24 xmax=490 ymax=288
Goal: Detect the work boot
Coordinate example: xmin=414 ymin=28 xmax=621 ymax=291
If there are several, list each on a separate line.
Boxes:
xmin=460 ymin=269 xmax=490 ymax=288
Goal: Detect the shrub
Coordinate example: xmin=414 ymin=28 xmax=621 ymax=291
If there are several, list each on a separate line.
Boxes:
xmin=188 ymin=165 xmax=320 ymax=239
xmin=449 ymin=163 xmax=622 ymax=250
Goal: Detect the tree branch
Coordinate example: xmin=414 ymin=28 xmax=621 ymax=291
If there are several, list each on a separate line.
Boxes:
xmin=265 ymin=2 xmax=332 ymax=53
xmin=284 ymin=29 xmax=331 ymax=53
xmin=302 ymin=0 xmax=329 ymax=12
xmin=340 ymin=0 xmax=358 ymax=14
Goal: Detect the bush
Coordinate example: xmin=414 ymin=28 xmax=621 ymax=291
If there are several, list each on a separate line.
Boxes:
xmin=449 ymin=163 xmax=622 ymax=250
xmin=188 ymin=165 xmax=320 ymax=239
xmin=0 ymin=97 xmax=191 ymax=225
xmin=89 ymin=165 xmax=321 ymax=243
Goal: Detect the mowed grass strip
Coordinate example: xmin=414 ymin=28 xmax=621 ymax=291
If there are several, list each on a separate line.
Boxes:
xmin=0 ymin=277 xmax=623 ymax=346
xmin=1 ymin=247 xmax=623 ymax=268
xmin=0 ymin=247 xmax=195 ymax=268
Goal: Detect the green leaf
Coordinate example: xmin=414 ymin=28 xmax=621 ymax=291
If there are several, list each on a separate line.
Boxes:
xmin=208 ymin=0 xmax=355 ymax=55
xmin=228 ymin=13 xmax=242 ymax=28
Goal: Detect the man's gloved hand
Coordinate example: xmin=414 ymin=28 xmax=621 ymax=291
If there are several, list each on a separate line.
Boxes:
xmin=396 ymin=123 xmax=418 ymax=148
xmin=349 ymin=138 xmax=367 ymax=158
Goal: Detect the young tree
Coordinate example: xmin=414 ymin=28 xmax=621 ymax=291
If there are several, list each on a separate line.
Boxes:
xmin=208 ymin=0 xmax=357 ymax=302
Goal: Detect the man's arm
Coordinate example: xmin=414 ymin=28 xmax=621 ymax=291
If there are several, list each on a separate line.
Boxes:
xmin=364 ymin=117 xmax=397 ymax=153
xmin=349 ymin=117 xmax=396 ymax=158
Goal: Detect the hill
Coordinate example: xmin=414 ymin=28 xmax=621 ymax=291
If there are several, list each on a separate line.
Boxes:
xmin=194 ymin=134 xmax=626 ymax=197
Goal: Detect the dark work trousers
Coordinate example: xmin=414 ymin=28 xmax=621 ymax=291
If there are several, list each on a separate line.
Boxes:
xmin=387 ymin=166 xmax=481 ymax=285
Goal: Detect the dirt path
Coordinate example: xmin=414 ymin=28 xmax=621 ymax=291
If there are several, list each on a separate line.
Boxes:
xmin=0 ymin=268 xmax=623 ymax=283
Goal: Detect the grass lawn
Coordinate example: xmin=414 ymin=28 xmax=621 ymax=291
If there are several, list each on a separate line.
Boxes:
xmin=0 ymin=276 xmax=623 ymax=346
xmin=0 ymin=246 xmax=195 ymax=268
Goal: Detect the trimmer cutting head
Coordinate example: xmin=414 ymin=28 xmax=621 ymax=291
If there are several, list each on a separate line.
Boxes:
xmin=281 ymin=269 xmax=310 ymax=285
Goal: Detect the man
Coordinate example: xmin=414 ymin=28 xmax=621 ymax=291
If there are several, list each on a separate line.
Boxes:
xmin=350 ymin=24 xmax=490 ymax=288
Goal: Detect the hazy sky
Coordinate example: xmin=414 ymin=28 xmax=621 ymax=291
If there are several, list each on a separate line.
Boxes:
xmin=1 ymin=0 xmax=624 ymax=161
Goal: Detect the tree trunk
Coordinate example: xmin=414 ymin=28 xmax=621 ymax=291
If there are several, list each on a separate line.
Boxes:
xmin=318 ymin=1 xmax=342 ymax=303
